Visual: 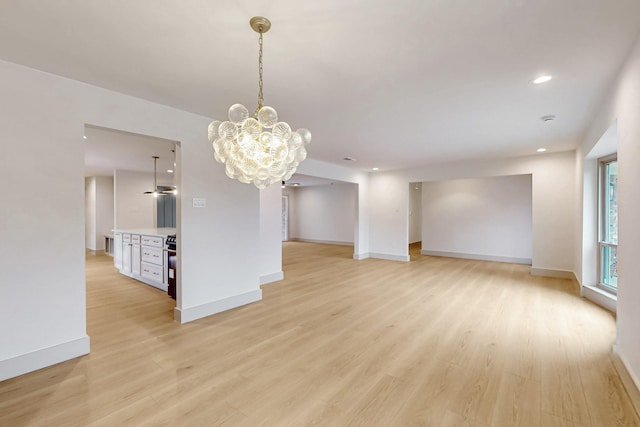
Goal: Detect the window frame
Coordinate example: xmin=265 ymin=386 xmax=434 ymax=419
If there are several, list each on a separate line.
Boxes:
xmin=597 ymin=153 xmax=618 ymax=294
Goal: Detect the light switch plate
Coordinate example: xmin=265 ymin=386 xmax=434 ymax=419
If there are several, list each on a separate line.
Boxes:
xmin=193 ymin=197 xmax=206 ymax=208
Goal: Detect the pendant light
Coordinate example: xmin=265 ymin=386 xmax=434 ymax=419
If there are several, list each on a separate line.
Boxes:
xmin=208 ymin=16 xmax=311 ymax=189
xmin=143 ymin=156 xmax=172 ymax=197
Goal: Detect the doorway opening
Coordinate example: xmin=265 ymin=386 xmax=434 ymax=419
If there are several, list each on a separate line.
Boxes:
xmin=282 ymin=195 xmax=289 ymax=242
xmin=83 ymin=124 xmax=180 ymax=319
xmin=281 ymin=174 xmax=359 ymax=260
xmin=409 ymin=182 xmax=422 ymax=260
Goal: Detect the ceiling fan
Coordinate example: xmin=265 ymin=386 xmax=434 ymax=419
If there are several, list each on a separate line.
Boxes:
xmin=143 ymin=156 xmax=176 ymax=197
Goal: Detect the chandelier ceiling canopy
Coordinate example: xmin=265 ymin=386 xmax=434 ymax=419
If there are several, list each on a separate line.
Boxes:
xmin=208 ymin=16 xmax=311 ymax=189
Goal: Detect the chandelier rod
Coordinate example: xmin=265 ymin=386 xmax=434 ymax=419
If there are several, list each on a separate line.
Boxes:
xmin=255 ymin=31 xmax=264 ymax=117
xmin=153 ymin=155 xmax=158 ymax=190
xmin=250 ymin=16 xmax=270 ymax=117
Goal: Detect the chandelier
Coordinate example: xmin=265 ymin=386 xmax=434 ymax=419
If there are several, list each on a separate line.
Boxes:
xmin=208 ymin=16 xmax=311 ymax=189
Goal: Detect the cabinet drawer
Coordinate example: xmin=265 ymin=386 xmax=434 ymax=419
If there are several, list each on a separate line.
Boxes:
xmin=131 ymin=234 xmax=141 ymax=244
xmin=141 ymin=247 xmax=163 ymax=265
xmin=141 ymin=235 xmax=163 ymax=248
xmin=122 ymin=234 xmax=131 ymax=243
xmin=141 ymin=262 xmax=163 ymax=282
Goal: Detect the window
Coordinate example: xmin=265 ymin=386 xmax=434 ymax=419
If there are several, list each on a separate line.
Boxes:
xmin=598 ymin=155 xmax=618 ymax=293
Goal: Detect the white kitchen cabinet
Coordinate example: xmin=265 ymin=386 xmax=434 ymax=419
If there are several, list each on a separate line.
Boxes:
xmin=113 ymin=228 xmax=174 ymax=292
xmin=122 ymin=233 xmax=132 ymax=273
xmin=132 ymin=234 xmax=141 ymax=275
xmin=141 ymin=246 xmax=163 ymax=264
xmin=114 ymin=232 xmax=123 ymax=269
xmin=141 ymin=235 xmax=163 ymax=248
xmin=141 ymin=262 xmax=163 ymax=282
xmin=141 ymin=243 xmax=164 ymax=287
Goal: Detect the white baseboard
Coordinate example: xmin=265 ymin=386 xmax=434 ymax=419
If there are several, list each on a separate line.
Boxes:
xmin=85 ymin=249 xmax=106 ymax=255
xmin=421 ymin=250 xmax=531 ymax=265
xmin=260 ymin=271 xmax=284 ymax=285
xmin=530 ymin=267 xmax=576 ymax=279
xmin=0 ymin=335 xmax=90 ymax=381
xmin=289 ymin=238 xmax=353 ymax=246
xmin=581 ymin=284 xmax=617 ymax=313
xmin=174 ymin=289 xmax=262 ymax=324
xmin=369 ymin=252 xmax=410 ymax=262
xmin=353 ymin=252 xmax=370 ymax=260
xmin=612 ymin=348 xmax=640 ymax=418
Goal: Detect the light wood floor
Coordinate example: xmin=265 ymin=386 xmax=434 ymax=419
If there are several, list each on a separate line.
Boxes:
xmin=1 ymin=242 xmax=638 ymax=426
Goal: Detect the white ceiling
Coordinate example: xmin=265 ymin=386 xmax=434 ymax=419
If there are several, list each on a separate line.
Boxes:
xmin=1 ymin=1 xmax=639 ymax=171
xmin=286 ymin=174 xmax=341 ymax=187
xmin=83 ymin=125 xmax=176 ymax=178
xmin=84 ymin=124 xmax=323 ymax=187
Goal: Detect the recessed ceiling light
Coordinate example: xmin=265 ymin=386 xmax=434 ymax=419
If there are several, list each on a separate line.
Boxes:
xmin=83 ymin=135 xmax=87 ymax=139
xmin=343 ymin=157 xmax=356 ymax=162
xmin=533 ymin=75 xmax=553 ymax=84
xmin=372 ymin=167 xmax=379 ymax=171
xmin=541 ymin=114 xmax=556 ymax=122
xmin=293 ymin=183 xmax=300 ymax=186
xmin=537 ymin=148 xmax=547 ymax=153
xmin=167 ymin=169 xmax=174 ymax=173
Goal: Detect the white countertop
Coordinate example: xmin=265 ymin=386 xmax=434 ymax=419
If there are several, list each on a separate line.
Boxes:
xmin=112 ymin=228 xmax=176 ymax=237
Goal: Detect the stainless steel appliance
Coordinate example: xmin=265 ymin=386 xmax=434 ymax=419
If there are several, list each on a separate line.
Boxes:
xmin=166 ymin=234 xmax=177 ymax=299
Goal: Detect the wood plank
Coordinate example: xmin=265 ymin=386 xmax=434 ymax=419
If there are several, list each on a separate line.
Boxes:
xmin=0 ymin=243 xmax=637 ymax=426
xmin=490 ymin=373 xmax=541 ymax=427
xmin=580 ymin=361 xmax=640 ymax=426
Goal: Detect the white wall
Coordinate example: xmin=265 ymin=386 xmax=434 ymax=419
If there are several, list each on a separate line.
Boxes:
xmin=577 ymin=35 xmax=640 ymax=390
xmin=421 ymin=175 xmax=532 ymax=264
xmin=289 ymin=182 xmax=356 ymax=245
xmin=113 ymin=170 xmax=155 ymax=230
xmin=296 ymin=159 xmax=370 ymax=258
xmin=368 ymin=151 xmax=576 ymax=270
xmin=0 ymin=58 xmax=261 ymax=380
xmin=368 ymin=172 xmax=411 ymax=262
xmin=282 ymin=186 xmax=297 ymax=241
xmin=95 ymin=176 xmax=114 ymax=251
xmin=85 ymin=177 xmax=97 ymax=250
xmin=579 ymin=158 xmax=599 ymax=288
xmin=259 ymin=184 xmax=283 ymax=284
xmin=85 ymin=176 xmax=114 ymax=251
xmin=284 ymin=187 xmax=298 ymax=238
xmin=409 ymin=183 xmax=422 ymax=244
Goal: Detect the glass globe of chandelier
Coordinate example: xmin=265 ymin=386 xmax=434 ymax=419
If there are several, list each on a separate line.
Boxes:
xmin=208 ymin=16 xmax=311 ymax=189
